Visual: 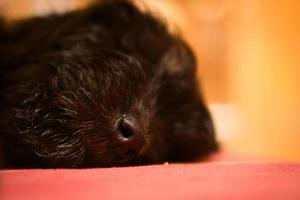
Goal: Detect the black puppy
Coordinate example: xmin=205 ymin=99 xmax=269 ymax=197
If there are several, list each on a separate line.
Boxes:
xmin=0 ymin=0 xmax=218 ymax=168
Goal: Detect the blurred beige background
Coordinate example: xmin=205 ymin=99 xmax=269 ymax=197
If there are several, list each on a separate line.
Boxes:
xmin=1 ymin=0 xmax=300 ymax=162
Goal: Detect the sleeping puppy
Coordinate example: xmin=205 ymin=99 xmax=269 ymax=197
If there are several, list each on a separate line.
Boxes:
xmin=0 ymin=0 xmax=218 ymax=168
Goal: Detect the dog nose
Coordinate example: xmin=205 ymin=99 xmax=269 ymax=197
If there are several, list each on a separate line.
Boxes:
xmin=116 ymin=115 xmax=146 ymax=156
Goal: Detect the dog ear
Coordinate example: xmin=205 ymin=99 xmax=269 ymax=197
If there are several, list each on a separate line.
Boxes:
xmin=0 ymin=17 xmax=8 ymax=66
xmin=158 ymin=38 xmax=196 ymax=77
xmin=156 ymin=37 xmax=218 ymax=161
xmin=0 ymin=17 xmax=7 ymax=41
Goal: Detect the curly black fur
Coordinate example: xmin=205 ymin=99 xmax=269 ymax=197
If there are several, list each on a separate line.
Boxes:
xmin=0 ymin=0 xmax=218 ymax=168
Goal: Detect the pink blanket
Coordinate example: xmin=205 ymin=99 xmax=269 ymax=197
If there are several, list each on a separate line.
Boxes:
xmin=1 ymin=158 xmax=300 ymax=200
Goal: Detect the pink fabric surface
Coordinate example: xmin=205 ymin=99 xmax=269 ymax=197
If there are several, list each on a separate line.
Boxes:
xmin=1 ymin=159 xmax=300 ymax=200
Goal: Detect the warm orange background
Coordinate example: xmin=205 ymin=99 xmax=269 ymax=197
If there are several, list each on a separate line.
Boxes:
xmin=1 ymin=0 xmax=300 ymax=162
